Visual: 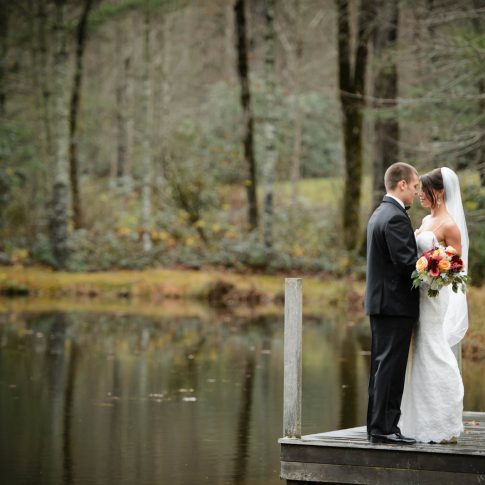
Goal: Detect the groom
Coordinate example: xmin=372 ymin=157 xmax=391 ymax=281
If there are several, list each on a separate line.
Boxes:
xmin=365 ymin=162 xmax=420 ymax=445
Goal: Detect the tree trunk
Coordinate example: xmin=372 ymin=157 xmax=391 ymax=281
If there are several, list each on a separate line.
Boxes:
xmin=336 ymin=0 xmax=373 ymax=251
xmin=0 ymin=0 xmax=8 ymax=116
xmin=262 ymin=0 xmax=277 ymax=250
xmin=160 ymin=14 xmax=171 ymax=186
xmin=472 ymin=0 xmax=485 ymax=186
xmin=69 ymin=0 xmax=94 ymax=230
xmin=275 ymin=0 xmax=302 ymax=208
xmin=234 ymin=0 xmax=259 ymax=231
xmin=224 ymin=5 xmax=234 ymax=83
xmin=141 ymin=1 xmax=153 ymax=252
xmin=50 ymin=0 xmax=70 ymax=268
xmin=125 ymin=15 xmax=135 ymax=193
xmin=36 ymin=0 xmax=53 ymax=169
xmin=371 ymin=0 xmax=399 ymax=211
xmin=290 ymin=0 xmax=302 ymax=207
xmin=115 ymin=21 xmax=128 ymax=188
xmin=476 ymin=78 xmax=485 ymax=187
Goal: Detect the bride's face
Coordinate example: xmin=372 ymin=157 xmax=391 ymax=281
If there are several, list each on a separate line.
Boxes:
xmin=418 ymin=188 xmax=432 ymax=208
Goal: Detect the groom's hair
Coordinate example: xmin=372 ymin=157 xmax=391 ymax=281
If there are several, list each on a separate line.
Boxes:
xmin=384 ymin=162 xmax=418 ymax=191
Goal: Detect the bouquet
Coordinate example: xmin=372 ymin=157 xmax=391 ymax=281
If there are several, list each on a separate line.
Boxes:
xmin=411 ymin=245 xmax=470 ymax=297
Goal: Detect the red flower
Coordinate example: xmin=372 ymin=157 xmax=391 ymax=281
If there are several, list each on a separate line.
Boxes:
xmin=450 ymin=258 xmax=464 ymax=272
xmin=451 ymin=254 xmax=462 ymax=264
xmin=429 ymin=267 xmax=440 ymax=277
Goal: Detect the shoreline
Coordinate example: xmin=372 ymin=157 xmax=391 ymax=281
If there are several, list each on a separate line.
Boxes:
xmin=0 ymin=265 xmax=362 ymax=310
xmin=0 ymin=265 xmax=483 ymax=359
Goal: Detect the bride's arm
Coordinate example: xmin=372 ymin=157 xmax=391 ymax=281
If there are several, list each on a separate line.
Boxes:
xmin=443 ymin=221 xmax=462 ymax=254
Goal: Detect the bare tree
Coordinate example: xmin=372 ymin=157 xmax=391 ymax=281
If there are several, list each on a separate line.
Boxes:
xmin=234 ymin=0 xmax=259 ymax=231
xmin=124 ymin=14 xmax=135 ymax=193
xmin=160 ymin=14 xmax=171 ymax=186
xmin=472 ymin=0 xmax=485 ymax=186
xmin=410 ymin=0 xmax=484 ymax=175
xmin=224 ymin=4 xmax=234 ymax=82
xmin=275 ymin=0 xmax=303 ymax=208
xmin=69 ymin=0 xmax=95 ymax=230
xmin=289 ymin=0 xmax=302 ymax=208
xmin=371 ymin=0 xmax=399 ymax=211
xmin=140 ymin=0 xmax=153 ymax=252
xmin=35 ymin=0 xmax=53 ymax=171
xmin=336 ymin=0 xmax=374 ymax=250
xmin=50 ymin=0 xmax=70 ymax=268
xmin=262 ymin=0 xmax=277 ymax=249
xmin=114 ymin=19 xmax=132 ymax=191
xmin=0 ymin=0 xmax=8 ymax=116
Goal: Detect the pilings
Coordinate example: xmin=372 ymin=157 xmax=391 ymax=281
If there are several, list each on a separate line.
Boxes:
xmin=283 ymin=277 xmax=302 ymax=439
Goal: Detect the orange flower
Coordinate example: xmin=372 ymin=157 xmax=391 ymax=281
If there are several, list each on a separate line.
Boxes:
xmin=445 ymin=246 xmax=457 ymax=256
xmin=416 ymin=256 xmax=428 ymax=272
xmin=438 ymin=259 xmax=451 ymax=271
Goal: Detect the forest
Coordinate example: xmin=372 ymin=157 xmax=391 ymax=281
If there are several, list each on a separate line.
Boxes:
xmin=0 ymin=0 xmax=484 ymax=283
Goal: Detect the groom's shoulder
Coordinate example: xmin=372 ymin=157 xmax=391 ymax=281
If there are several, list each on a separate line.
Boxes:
xmin=369 ymin=201 xmax=406 ymax=227
xmin=372 ymin=200 xmax=401 ymax=218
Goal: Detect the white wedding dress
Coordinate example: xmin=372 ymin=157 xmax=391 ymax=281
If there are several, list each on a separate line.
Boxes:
xmin=399 ymin=230 xmax=464 ymax=443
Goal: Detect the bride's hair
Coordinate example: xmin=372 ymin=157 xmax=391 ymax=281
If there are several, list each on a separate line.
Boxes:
xmin=420 ymin=168 xmax=443 ymax=208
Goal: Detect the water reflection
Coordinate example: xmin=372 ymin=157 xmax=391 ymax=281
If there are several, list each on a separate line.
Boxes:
xmin=233 ymin=348 xmax=255 ymax=483
xmin=339 ymin=327 xmax=358 ymax=430
xmin=0 ymin=306 xmax=482 ymax=485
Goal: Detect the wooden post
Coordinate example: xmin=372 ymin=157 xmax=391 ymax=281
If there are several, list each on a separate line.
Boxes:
xmin=283 ymin=278 xmax=302 ymax=439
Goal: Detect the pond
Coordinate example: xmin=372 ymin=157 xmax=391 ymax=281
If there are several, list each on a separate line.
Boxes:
xmin=0 ymin=301 xmax=483 ymax=484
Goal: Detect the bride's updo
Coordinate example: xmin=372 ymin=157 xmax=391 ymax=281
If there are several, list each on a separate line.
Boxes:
xmin=420 ymin=168 xmax=444 ymax=208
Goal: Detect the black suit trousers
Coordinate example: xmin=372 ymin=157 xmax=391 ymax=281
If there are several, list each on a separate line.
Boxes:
xmin=367 ymin=315 xmax=416 ymax=436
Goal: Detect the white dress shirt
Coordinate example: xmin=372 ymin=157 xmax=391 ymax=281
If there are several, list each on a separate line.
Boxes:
xmin=385 ymin=194 xmax=405 ymax=209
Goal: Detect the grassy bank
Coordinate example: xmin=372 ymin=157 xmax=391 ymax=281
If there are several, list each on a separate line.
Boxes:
xmin=0 ymin=265 xmax=483 ymax=359
xmin=0 ymin=265 xmax=363 ymax=311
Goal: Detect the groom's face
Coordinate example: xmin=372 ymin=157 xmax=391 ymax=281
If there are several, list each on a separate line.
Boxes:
xmin=401 ymin=174 xmax=420 ymax=206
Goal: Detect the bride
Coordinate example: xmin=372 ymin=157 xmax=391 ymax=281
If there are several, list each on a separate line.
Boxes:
xmin=399 ymin=167 xmax=469 ymax=444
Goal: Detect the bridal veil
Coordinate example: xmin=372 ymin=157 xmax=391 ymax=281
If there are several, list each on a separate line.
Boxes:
xmin=442 ymin=167 xmax=469 ymax=347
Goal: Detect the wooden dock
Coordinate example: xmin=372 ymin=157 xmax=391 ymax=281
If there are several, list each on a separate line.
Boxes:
xmin=279 ymin=279 xmax=485 ymax=484
xmin=279 ymin=411 xmax=485 ymax=484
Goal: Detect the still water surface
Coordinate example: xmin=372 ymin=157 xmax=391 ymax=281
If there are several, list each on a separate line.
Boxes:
xmin=0 ymin=303 xmax=483 ymax=484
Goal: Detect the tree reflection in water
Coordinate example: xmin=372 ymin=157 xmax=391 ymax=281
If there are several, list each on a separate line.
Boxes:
xmin=233 ymin=348 xmax=255 ymax=483
xmin=0 ymin=307 xmax=482 ymax=485
xmin=339 ymin=326 xmax=358 ymax=430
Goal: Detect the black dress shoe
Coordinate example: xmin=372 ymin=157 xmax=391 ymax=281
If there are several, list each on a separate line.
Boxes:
xmin=396 ymin=432 xmax=416 ymax=443
xmin=370 ymin=433 xmax=416 ymax=445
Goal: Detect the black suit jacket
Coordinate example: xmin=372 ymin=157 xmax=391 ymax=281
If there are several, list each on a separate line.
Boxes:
xmin=364 ymin=196 xmax=419 ymax=318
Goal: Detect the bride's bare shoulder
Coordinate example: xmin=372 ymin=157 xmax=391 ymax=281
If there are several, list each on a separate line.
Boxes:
xmin=442 ymin=218 xmax=461 ymax=249
xmin=443 ymin=218 xmax=460 ymax=236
